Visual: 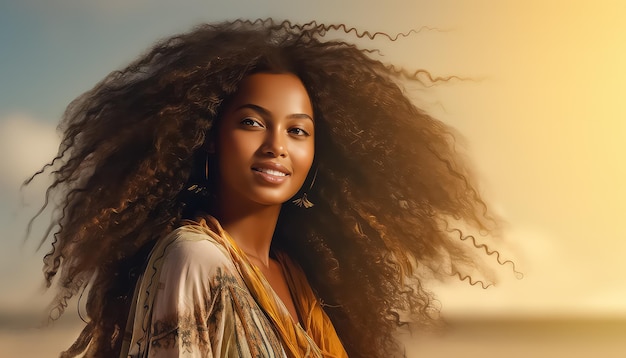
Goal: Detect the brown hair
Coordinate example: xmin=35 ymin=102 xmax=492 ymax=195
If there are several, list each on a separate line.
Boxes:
xmin=29 ymin=19 xmax=512 ymax=358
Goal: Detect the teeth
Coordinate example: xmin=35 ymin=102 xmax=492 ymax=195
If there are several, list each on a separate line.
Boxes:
xmin=258 ymin=168 xmax=287 ymax=176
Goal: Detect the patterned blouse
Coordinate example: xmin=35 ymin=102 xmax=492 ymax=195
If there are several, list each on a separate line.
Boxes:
xmin=120 ymin=217 xmax=348 ymax=358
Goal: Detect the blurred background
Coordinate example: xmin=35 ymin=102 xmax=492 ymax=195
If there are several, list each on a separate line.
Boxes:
xmin=1 ymin=0 xmax=625 ymax=357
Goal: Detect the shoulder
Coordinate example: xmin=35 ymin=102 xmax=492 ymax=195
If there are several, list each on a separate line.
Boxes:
xmin=154 ymin=225 xmax=236 ymax=279
xmin=167 ymin=226 xmax=231 ymax=262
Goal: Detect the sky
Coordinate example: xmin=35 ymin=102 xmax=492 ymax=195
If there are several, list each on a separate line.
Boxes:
xmin=1 ymin=0 xmax=626 ymax=321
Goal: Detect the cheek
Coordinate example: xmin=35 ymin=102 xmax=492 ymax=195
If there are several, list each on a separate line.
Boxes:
xmin=291 ymin=141 xmax=315 ymax=172
xmin=219 ymin=131 xmax=255 ymax=161
xmin=216 ymin=135 xmax=247 ymax=182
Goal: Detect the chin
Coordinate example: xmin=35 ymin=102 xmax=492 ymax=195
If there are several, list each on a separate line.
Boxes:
xmin=249 ymin=192 xmax=296 ymax=207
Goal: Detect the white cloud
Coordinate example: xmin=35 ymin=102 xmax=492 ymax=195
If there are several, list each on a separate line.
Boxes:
xmin=0 ymin=114 xmax=60 ymax=313
xmin=429 ymin=225 xmax=626 ymax=318
xmin=0 ymin=113 xmax=60 ymax=190
xmin=579 ymin=285 xmax=626 ymax=318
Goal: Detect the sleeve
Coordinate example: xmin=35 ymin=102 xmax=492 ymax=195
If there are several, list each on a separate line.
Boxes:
xmin=144 ymin=237 xmax=236 ymax=358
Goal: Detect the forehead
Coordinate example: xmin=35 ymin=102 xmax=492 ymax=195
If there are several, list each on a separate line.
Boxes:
xmin=229 ymin=73 xmax=313 ymax=115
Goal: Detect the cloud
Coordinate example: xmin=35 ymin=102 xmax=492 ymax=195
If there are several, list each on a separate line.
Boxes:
xmin=0 ymin=114 xmax=59 ymax=310
xmin=580 ymin=286 xmax=626 ymax=317
xmin=430 ymin=225 xmax=605 ymax=318
xmin=0 ymin=113 xmax=60 ymax=190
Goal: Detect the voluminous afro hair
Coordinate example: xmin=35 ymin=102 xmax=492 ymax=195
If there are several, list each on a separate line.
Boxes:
xmin=29 ymin=19 xmax=514 ymax=358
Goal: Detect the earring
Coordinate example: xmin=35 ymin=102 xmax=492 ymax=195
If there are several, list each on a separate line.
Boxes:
xmin=292 ymin=167 xmax=317 ymax=208
xmin=204 ymin=152 xmax=209 ymax=181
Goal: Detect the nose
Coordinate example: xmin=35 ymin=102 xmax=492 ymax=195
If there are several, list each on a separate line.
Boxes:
xmin=262 ymin=129 xmax=287 ymax=158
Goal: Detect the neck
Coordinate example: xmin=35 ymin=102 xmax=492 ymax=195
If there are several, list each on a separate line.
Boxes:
xmin=215 ymin=199 xmax=282 ymax=268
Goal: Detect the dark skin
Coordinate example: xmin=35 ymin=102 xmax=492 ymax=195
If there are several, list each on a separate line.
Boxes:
xmin=213 ymin=73 xmax=315 ymax=324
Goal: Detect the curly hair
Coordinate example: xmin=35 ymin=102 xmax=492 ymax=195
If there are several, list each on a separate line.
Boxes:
xmin=29 ymin=19 xmax=512 ymax=358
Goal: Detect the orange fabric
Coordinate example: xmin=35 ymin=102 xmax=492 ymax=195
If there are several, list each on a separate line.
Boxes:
xmin=191 ymin=216 xmax=348 ymax=358
xmin=276 ymin=252 xmax=349 ymax=358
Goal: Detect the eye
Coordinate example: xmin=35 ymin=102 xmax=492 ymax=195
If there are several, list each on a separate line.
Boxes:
xmin=289 ymin=127 xmax=311 ymax=137
xmin=241 ymin=117 xmax=263 ymax=128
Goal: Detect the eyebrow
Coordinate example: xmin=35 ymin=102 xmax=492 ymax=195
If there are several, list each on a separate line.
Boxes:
xmin=236 ymin=104 xmax=314 ymax=122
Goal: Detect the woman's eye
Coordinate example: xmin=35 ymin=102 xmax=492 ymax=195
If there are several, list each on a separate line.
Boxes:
xmin=289 ymin=127 xmax=310 ymax=136
xmin=241 ymin=118 xmax=262 ymax=127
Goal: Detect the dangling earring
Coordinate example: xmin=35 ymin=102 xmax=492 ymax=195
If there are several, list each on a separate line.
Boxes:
xmin=292 ymin=167 xmax=317 ymax=208
xmin=204 ymin=152 xmax=209 ymax=181
xmin=186 ymin=152 xmax=210 ymax=196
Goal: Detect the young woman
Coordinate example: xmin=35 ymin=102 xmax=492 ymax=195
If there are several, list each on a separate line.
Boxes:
xmin=32 ymin=20 xmax=504 ymax=357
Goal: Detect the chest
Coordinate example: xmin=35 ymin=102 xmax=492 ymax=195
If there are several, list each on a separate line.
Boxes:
xmin=253 ymin=258 xmax=301 ymax=325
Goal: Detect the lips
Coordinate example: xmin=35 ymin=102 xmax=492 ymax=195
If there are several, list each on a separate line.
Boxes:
xmin=251 ymin=162 xmax=291 ymax=176
xmin=251 ymin=162 xmax=291 ymax=184
xmin=253 ymin=168 xmax=288 ymax=177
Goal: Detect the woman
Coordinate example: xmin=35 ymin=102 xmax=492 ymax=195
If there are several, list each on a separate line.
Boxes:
xmin=32 ymin=20 xmax=506 ymax=357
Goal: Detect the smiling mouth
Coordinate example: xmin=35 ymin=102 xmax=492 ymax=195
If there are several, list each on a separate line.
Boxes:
xmin=252 ymin=168 xmax=290 ymax=177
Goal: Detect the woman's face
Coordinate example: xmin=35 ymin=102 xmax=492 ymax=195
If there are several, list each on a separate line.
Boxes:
xmin=215 ymin=73 xmax=315 ymax=208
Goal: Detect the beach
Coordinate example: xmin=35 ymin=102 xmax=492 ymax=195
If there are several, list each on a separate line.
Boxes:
xmin=2 ymin=316 xmax=624 ymax=358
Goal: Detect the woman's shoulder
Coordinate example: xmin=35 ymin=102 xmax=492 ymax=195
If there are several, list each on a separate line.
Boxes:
xmin=154 ymin=222 xmax=235 ymax=276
